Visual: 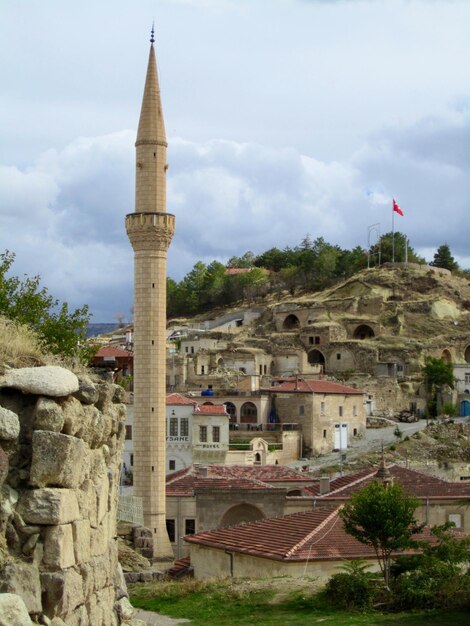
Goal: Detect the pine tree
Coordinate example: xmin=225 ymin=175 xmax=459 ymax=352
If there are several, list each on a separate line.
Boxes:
xmin=430 ymin=244 xmax=458 ymax=272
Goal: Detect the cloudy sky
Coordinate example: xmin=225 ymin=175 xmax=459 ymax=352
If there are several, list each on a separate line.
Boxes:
xmin=1 ymin=0 xmax=468 ymax=321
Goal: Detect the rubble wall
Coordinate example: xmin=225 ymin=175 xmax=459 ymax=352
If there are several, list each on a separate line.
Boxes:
xmin=0 ymin=365 xmax=132 ymax=626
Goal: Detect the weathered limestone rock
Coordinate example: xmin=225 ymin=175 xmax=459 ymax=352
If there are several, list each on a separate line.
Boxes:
xmin=0 ymin=593 xmax=33 ymax=626
xmin=43 ymin=524 xmax=75 ymax=569
xmin=73 ymin=378 xmax=99 ymax=406
xmin=0 ymin=407 xmax=20 ymax=441
xmin=30 ymin=431 xmax=86 ymax=489
xmin=76 ymin=480 xmax=98 ymax=529
xmin=72 ymin=519 xmax=91 ymax=564
xmin=0 ymin=366 xmax=79 ymax=397
xmin=18 ymin=489 xmax=80 ymax=525
xmin=41 ymin=569 xmax=84 ymax=617
xmin=111 ymin=384 xmax=126 ymax=404
xmin=0 ymin=561 xmax=42 ymax=614
xmin=0 ymin=449 xmax=8 ymax=490
xmin=61 ymin=397 xmax=85 ymax=437
xmin=50 ymin=619 xmax=67 ymax=626
xmin=33 ymin=398 xmax=64 ymax=433
xmin=115 ymin=597 xmax=134 ymax=622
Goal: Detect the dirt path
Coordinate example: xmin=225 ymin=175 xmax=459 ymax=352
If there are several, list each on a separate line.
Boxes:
xmin=133 ymin=608 xmax=190 ymax=625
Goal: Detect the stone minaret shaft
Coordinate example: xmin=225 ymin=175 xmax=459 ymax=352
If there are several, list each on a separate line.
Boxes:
xmin=126 ymin=39 xmax=175 ymax=560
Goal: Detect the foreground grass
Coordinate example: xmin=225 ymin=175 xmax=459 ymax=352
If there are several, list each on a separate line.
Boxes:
xmin=129 ymin=578 xmax=467 ymax=626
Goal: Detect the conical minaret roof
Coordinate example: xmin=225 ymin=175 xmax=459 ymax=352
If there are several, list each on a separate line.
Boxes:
xmin=136 ymin=40 xmax=167 ymax=146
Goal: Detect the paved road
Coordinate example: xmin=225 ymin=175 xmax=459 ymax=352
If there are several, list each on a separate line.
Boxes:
xmin=290 ymin=416 xmax=469 ymax=472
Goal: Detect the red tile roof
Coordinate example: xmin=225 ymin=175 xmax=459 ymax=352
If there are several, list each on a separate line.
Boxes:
xmin=305 ymin=464 xmax=470 ymax=499
xmin=185 ymin=506 xmax=438 ymax=562
xmin=166 ymin=464 xmax=313 ymax=496
xmin=193 ymin=404 xmax=228 ymax=416
xmin=166 ymin=393 xmax=197 ymax=406
xmin=94 ymin=346 xmax=133 ymax=358
xmin=268 ymin=378 xmax=364 ymax=395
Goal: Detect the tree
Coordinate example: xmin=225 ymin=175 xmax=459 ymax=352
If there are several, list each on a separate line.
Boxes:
xmin=369 ymin=232 xmax=425 ymax=265
xmin=423 ymin=357 xmax=455 ymax=417
xmin=430 ymin=244 xmax=459 ymax=272
xmin=340 ymin=481 xmax=421 ymax=587
xmin=0 ymin=250 xmax=91 ymax=360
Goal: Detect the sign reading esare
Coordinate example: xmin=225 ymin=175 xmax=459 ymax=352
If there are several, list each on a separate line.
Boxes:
xmin=166 ymin=436 xmax=189 ymax=442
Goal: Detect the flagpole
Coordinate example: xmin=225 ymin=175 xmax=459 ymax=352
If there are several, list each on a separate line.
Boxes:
xmin=392 ymin=200 xmax=395 ymax=263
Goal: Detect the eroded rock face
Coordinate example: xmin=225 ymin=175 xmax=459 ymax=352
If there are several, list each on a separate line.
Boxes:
xmin=0 ymin=365 xmax=127 ymax=625
xmin=0 ymin=366 xmax=79 ymax=397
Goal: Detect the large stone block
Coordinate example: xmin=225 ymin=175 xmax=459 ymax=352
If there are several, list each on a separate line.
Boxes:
xmin=0 ymin=593 xmax=33 ymax=626
xmin=33 ymin=398 xmax=64 ymax=433
xmin=73 ymin=377 xmax=99 ymax=405
xmin=30 ymin=431 xmax=87 ymax=489
xmin=76 ymin=480 xmax=97 ymax=529
xmin=41 ymin=569 xmax=84 ymax=617
xmin=72 ymin=519 xmax=91 ymax=564
xmin=0 ymin=561 xmax=42 ymax=614
xmin=18 ymin=488 xmax=80 ymax=525
xmin=0 ymin=366 xmax=79 ymax=397
xmin=43 ymin=523 xmax=76 ymax=569
xmin=0 ymin=406 xmax=20 ymax=441
xmin=90 ymin=520 xmax=108 ymax=557
xmin=62 ymin=397 xmax=85 ymax=437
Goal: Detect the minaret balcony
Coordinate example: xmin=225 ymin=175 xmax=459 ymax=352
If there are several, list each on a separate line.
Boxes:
xmin=126 ymin=211 xmax=175 ymax=252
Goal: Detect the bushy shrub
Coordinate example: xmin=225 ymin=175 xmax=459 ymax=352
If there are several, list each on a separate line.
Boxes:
xmin=324 ymin=561 xmax=376 ymax=610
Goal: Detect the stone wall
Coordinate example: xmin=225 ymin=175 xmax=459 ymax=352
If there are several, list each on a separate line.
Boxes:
xmin=0 ymin=365 xmax=136 ymax=626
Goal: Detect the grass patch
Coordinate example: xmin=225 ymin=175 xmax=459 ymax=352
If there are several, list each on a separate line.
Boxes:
xmin=130 ymin=578 xmax=468 ymax=626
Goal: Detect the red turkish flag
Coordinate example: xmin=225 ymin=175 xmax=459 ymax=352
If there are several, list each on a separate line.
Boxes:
xmin=393 ymin=199 xmax=404 ymax=216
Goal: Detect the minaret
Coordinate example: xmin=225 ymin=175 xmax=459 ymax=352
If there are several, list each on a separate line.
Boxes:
xmin=126 ymin=27 xmax=175 ymax=559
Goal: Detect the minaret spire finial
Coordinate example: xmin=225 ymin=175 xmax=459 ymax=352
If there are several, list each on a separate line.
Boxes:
xmin=150 ymin=22 xmax=155 ymax=45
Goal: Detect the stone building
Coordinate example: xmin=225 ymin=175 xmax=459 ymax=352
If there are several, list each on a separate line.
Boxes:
xmin=125 ymin=33 xmax=175 ymax=558
xmin=268 ymin=378 xmax=366 ymax=456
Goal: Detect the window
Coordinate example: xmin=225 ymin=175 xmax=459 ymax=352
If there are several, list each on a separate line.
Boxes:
xmin=353 ymin=428 xmax=358 ymax=436
xmin=336 ymin=353 xmax=341 ymax=360
xmin=299 ymin=405 xmax=305 ymax=416
xmin=201 ymin=365 xmax=205 ymax=375
xmin=180 ymin=418 xmax=189 ymax=437
xmin=212 ymin=426 xmax=220 ymax=442
xmin=185 ymin=346 xmax=188 ymax=353
xmin=448 ymin=513 xmax=462 ymax=529
xmin=259 ymin=365 xmax=263 ymax=375
xmin=323 ymin=429 xmax=327 ymax=438
xmin=191 ymin=346 xmax=194 ymax=354
xmin=309 ymin=336 xmax=314 ymax=345
xmin=320 ymin=401 xmax=325 ymax=415
xmin=465 ymin=373 xmax=470 ymax=384
xmin=199 ymin=426 xmax=207 ymax=442
xmin=125 ymin=425 xmax=132 ymax=440
xmin=264 ymin=365 xmax=267 ymax=374
xmin=166 ymin=519 xmax=176 ymax=542
xmin=339 ymin=406 xmax=343 ymax=417
xmin=169 ymin=460 xmax=176 ymax=471
xmin=130 ymin=453 xmax=134 ymax=467
xmin=315 ymin=336 xmax=320 ymax=345
xmin=169 ymin=418 xmax=178 ymax=437
xmin=185 ymin=519 xmax=196 ymax=535
xmin=353 ymin=405 xmax=357 ymax=417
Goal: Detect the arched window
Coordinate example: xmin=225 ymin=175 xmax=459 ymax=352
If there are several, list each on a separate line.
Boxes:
xmin=465 ymin=345 xmax=470 ymax=364
xmin=308 ymin=349 xmax=325 ymax=366
xmin=353 ymin=324 xmax=375 ymax=340
xmin=224 ymin=402 xmax=237 ymax=423
xmin=441 ymin=349 xmax=452 ymax=363
xmin=240 ymin=402 xmax=257 ymax=423
xmin=283 ymin=314 xmax=300 ymax=330
xmin=220 ymin=504 xmax=264 ymax=528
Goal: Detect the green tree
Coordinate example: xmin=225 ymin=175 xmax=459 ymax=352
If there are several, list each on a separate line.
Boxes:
xmin=340 ymin=481 xmax=421 ymax=588
xmin=0 ymin=251 xmax=90 ymax=360
xmin=423 ymin=357 xmax=455 ymax=417
xmin=369 ymin=232 xmax=425 ymax=265
xmin=430 ymin=243 xmax=459 ymax=272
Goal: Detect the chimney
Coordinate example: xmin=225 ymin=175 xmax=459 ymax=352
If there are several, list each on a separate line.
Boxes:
xmin=319 ymin=476 xmax=330 ymax=495
xmin=195 ymin=465 xmax=208 ymax=478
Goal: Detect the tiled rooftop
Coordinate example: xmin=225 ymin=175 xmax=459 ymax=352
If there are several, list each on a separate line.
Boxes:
xmin=94 ymin=346 xmax=133 ymax=358
xmin=166 ymin=464 xmax=313 ymax=496
xmin=193 ymin=404 xmax=228 ymax=415
xmin=305 ymin=464 xmax=470 ymax=499
xmin=166 ymin=393 xmax=197 ymax=406
xmin=268 ymin=378 xmax=364 ymax=395
xmin=185 ymin=506 xmax=437 ymax=562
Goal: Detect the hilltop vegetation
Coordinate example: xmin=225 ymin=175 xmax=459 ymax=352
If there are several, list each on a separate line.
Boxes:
xmin=167 ymin=233 xmax=468 ymax=318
